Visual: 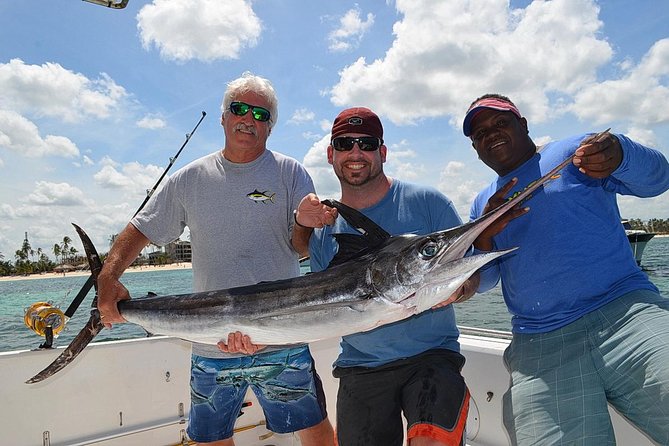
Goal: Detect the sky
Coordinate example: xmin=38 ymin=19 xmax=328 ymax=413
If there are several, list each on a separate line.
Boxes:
xmin=1 ymin=0 xmax=668 ymax=260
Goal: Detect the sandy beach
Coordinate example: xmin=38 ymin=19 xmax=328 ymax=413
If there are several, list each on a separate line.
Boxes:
xmin=0 ymin=262 xmax=192 ymax=282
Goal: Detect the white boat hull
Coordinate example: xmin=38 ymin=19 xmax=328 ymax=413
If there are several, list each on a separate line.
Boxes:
xmin=1 ymin=333 xmax=656 ymax=445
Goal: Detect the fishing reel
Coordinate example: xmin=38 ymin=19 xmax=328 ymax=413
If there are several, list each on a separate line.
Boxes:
xmin=24 ymin=301 xmax=66 ymax=349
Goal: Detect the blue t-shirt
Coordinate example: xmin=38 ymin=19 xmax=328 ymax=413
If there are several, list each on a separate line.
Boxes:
xmin=471 ymin=133 xmax=669 ymax=334
xmin=309 ymin=180 xmax=463 ymax=368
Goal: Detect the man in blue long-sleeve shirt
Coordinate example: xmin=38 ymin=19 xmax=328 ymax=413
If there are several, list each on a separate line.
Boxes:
xmin=465 ymin=94 xmax=669 ymax=445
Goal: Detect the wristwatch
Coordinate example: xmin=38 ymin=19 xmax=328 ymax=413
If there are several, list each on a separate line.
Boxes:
xmin=293 ymin=210 xmax=309 ymax=228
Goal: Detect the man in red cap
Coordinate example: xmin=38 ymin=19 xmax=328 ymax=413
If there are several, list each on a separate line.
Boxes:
xmin=295 ymin=107 xmax=477 ymax=446
xmin=465 ymin=93 xmax=669 ymax=445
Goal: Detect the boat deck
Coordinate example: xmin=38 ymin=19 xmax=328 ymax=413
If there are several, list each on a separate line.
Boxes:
xmin=1 ymin=333 xmax=656 ymax=445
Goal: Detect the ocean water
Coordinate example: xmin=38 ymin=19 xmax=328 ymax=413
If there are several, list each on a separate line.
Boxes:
xmin=1 ymin=238 xmax=668 ymax=353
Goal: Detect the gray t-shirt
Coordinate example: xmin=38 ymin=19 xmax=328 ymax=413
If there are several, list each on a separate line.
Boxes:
xmin=132 ymin=149 xmax=315 ymax=357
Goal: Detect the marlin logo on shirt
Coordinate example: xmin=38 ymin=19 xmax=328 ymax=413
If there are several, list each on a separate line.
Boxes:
xmin=247 ymin=189 xmax=276 ymax=204
xmin=506 ymin=173 xmax=561 ymax=205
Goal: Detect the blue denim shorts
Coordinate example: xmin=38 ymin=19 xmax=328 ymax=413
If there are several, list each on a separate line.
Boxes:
xmin=186 ymin=345 xmax=328 ymax=443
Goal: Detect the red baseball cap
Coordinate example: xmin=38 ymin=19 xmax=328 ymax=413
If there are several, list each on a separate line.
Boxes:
xmin=331 ymin=107 xmax=383 ymax=141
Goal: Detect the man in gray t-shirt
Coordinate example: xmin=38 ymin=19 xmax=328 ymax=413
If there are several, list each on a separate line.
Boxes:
xmin=97 ymin=72 xmax=335 ymax=446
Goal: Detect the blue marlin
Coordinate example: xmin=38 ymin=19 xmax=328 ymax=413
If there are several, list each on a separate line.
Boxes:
xmin=26 ymin=153 xmax=573 ymax=384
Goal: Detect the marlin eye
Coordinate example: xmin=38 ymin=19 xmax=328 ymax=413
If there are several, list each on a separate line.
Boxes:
xmin=419 ymin=240 xmax=439 ymax=258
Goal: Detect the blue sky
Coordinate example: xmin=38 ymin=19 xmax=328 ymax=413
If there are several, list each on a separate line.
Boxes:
xmin=1 ymin=0 xmax=668 ymax=260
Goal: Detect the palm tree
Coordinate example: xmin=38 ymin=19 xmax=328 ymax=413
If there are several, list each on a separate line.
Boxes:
xmin=14 ymin=248 xmax=31 ymax=275
xmin=69 ymin=246 xmax=78 ymax=262
xmin=21 ymin=235 xmax=32 ymax=261
xmin=61 ymin=236 xmax=72 ymax=264
xmin=36 ymin=247 xmax=43 ymax=273
xmin=53 ymin=244 xmax=61 ymax=264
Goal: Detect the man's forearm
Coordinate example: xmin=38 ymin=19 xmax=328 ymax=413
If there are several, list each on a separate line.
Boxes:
xmin=291 ymin=223 xmax=313 ymax=258
xmin=100 ymin=223 xmax=150 ymax=279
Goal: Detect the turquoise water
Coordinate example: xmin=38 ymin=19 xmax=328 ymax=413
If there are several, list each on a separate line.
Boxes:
xmin=1 ymin=238 xmax=668 ymax=352
xmin=0 ymin=267 xmax=195 ymax=352
xmin=456 ymin=236 xmax=669 ymax=330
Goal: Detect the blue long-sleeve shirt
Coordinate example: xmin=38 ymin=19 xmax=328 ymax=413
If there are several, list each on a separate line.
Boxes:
xmin=471 ymin=133 xmax=669 ymax=333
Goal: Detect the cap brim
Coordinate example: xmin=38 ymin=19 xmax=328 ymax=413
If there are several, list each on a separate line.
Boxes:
xmin=463 ymin=102 xmax=521 ymax=136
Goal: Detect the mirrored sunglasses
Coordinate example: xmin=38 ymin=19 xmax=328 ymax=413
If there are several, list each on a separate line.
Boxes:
xmin=229 ymin=101 xmax=271 ymax=122
xmin=331 ymin=136 xmax=383 ymax=152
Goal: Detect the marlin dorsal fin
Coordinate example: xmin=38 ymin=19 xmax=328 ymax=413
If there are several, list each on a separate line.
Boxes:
xmin=322 ymin=199 xmax=391 ymax=267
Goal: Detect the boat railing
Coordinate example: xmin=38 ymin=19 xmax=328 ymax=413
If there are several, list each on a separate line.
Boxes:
xmin=458 ymin=325 xmax=513 ymax=340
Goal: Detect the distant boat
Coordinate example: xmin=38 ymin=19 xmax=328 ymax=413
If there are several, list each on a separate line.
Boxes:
xmin=622 ymin=220 xmax=655 ymax=265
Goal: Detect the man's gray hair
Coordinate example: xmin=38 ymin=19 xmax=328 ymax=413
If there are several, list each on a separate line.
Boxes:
xmin=221 ymin=71 xmax=278 ymax=128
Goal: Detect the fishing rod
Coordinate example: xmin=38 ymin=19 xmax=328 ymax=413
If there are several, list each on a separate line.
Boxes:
xmin=25 ymin=111 xmax=207 ymax=348
xmin=134 ymin=111 xmax=207 ymax=218
xmin=81 ymin=0 xmax=130 ymax=9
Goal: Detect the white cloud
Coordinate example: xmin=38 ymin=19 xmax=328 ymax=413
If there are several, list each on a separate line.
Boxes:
xmin=622 ymin=127 xmax=658 ymax=148
xmin=94 ymin=160 xmax=164 ymax=193
xmin=0 ymin=204 xmax=17 ymax=219
xmin=302 ymin=131 xmax=322 ymax=141
xmin=100 ymin=155 xmax=120 ymax=168
xmin=0 ymin=59 xmax=126 ymax=122
xmin=383 ymin=140 xmax=424 ymax=181
xmin=137 ymin=0 xmax=262 ymax=62
xmin=568 ymin=39 xmax=669 ymax=126
xmin=0 ymin=110 xmax=80 ymax=158
xmin=94 ymin=165 xmax=128 ymax=189
xmin=329 ymin=0 xmax=612 ymax=127
xmin=137 ymin=115 xmax=167 ymax=129
xmin=319 ymin=119 xmax=332 ymax=132
xmin=303 ymin=134 xmax=340 ymax=199
xmin=25 ymin=181 xmax=89 ymax=206
xmin=0 ymin=203 xmax=44 ymax=220
xmin=328 ymin=7 xmax=375 ymax=52
xmin=288 ymin=108 xmax=316 ymax=124
xmin=438 ymin=160 xmax=489 ymax=219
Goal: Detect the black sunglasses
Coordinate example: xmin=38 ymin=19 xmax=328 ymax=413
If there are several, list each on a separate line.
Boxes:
xmin=229 ymin=101 xmax=271 ymax=122
xmin=331 ymin=136 xmax=383 ymax=152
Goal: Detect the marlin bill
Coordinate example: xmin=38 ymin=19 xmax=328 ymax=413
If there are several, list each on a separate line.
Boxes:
xmin=26 ymin=153 xmax=565 ymax=384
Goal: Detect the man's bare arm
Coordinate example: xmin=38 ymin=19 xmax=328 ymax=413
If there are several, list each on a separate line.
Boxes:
xmin=97 ymin=223 xmax=150 ymax=327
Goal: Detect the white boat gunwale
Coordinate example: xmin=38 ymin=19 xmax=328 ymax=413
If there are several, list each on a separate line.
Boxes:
xmin=2 ymin=331 xmax=656 ymax=445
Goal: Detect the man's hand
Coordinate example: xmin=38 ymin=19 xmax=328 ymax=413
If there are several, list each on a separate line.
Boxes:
xmin=473 ymin=178 xmax=529 ymax=252
xmin=218 ymin=331 xmax=266 ymax=355
xmin=573 ymin=131 xmax=622 ymax=178
xmin=97 ymin=272 xmax=130 ymax=328
xmin=432 ymin=273 xmax=481 ymax=309
xmin=295 ymin=193 xmax=338 ymax=228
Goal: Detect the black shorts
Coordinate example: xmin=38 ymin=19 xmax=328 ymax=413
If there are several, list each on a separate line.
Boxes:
xmin=333 ymin=349 xmax=469 ymax=446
